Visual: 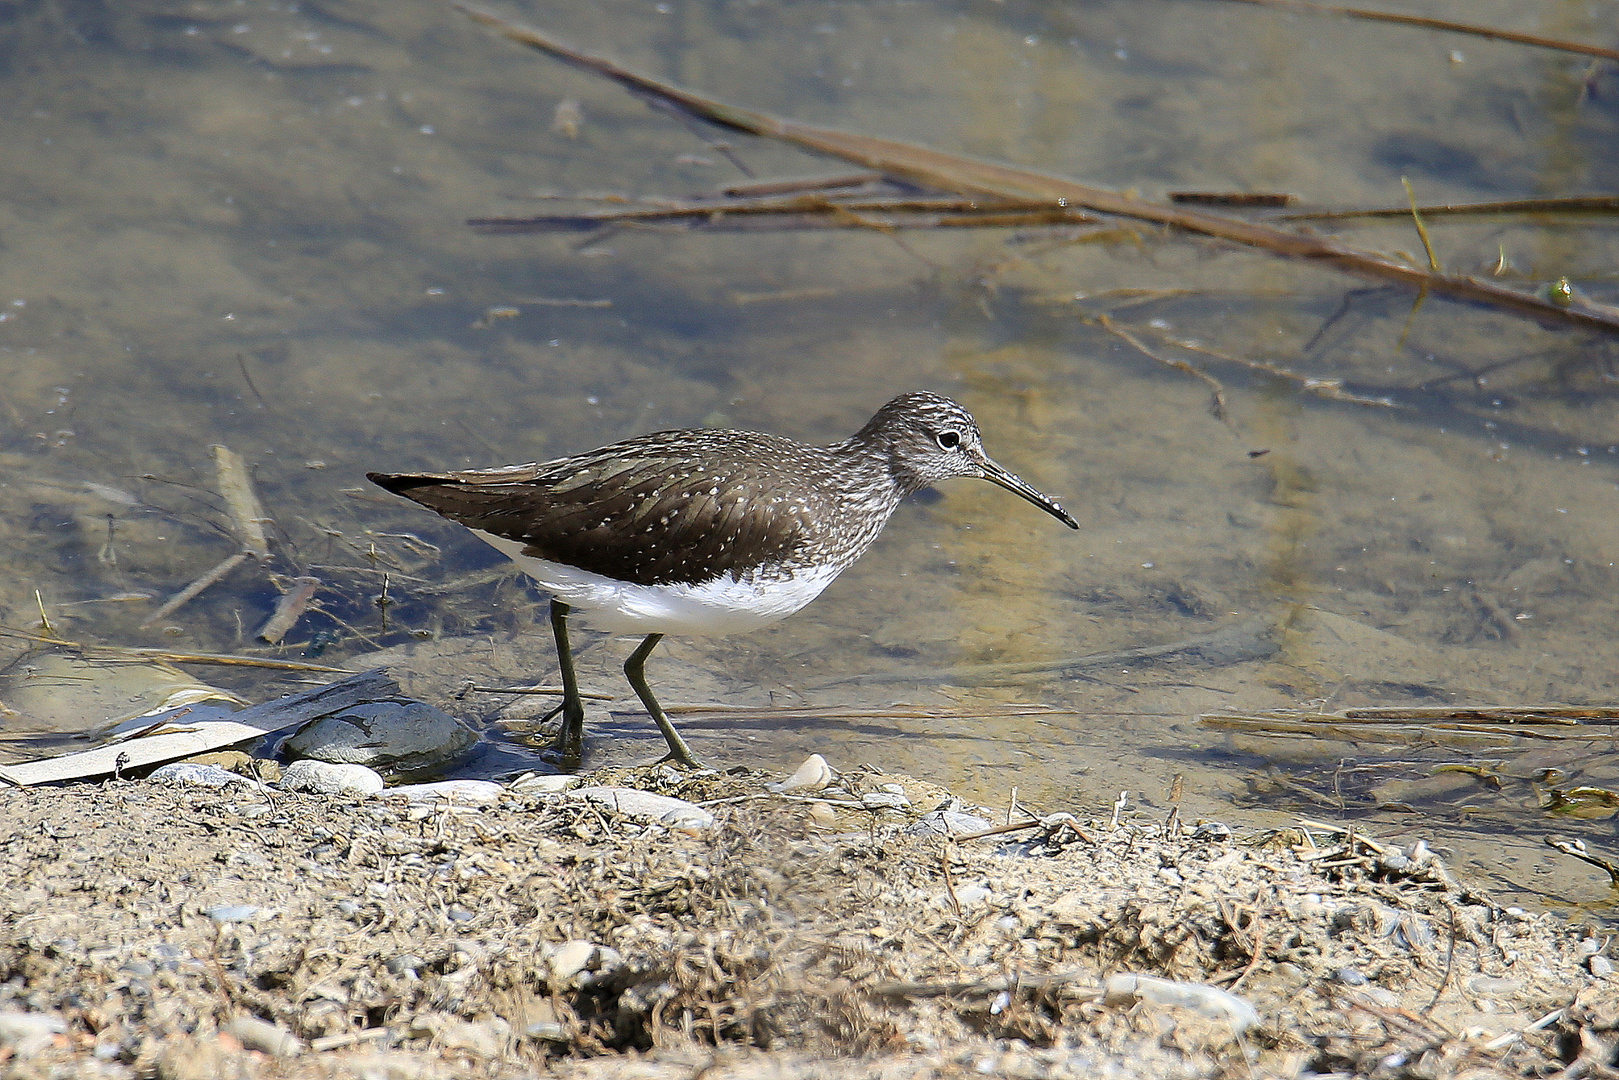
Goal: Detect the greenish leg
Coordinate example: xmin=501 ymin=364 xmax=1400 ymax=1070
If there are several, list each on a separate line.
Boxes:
xmin=548 ymin=599 xmax=586 ymax=770
xmin=623 ymin=633 xmax=702 ymax=767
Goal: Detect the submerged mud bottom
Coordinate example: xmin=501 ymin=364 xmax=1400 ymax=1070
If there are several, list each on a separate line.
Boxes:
xmin=0 ymin=767 xmax=1615 ymax=1079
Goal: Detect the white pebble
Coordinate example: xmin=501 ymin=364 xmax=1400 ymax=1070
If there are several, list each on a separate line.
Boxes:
xmin=147 ymin=763 xmax=252 ymax=788
xmin=769 ymin=753 xmax=832 ymax=793
xmin=567 ymin=786 xmax=714 ymax=830
xmin=279 ymin=760 xmax=384 ymax=796
xmin=226 ymin=1016 xmax=304 ymax=1057
xmin=952 ymin=884 xmax=993 ymax=906
xmin=545 ymin=940 xmax=624 ymax=988
xmin=0 ymin=1011 xmax=66 ymax=1057
xmin=509 ymin=773 xmax=580 ymax=795
xmin=1102 ymin=974 xmax=1259 ymax=1034
xmin=385 ymin=780 xmax=503 ymax=804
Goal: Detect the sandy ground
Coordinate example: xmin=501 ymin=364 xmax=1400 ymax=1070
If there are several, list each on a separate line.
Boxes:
xmin=2 ymin=763 xmax=1617 ymax=1079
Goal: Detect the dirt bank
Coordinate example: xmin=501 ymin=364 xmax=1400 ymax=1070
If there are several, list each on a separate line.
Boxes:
xmin=1 ymin=765 xmax=1615 ymax=1078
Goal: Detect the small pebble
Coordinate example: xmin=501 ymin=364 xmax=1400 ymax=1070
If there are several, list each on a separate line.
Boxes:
xmin=204 ymin=904 xmax=260 ymax=924
xmin=509 ymin=773 xmax=580 ymax=795
xmin=545 ymin=941 xmax=624 ymax=988
xmin=386 ymin=954 xmax=425 ymax=975
xmin=1102 ymin=974 xmax=1259 ymax=1034
xmin=1589 ymin=955 xmax=1613 ymax=977
xmin=147 ymin=762 xmax=251 ymax=788
xmin=1336 ymin=967 xmax=1370 ymax=986
xmin=769 ymin=753 xmax=832 ymax=793
xmin=906 ymin=809 xmax=995 ymax=837
xmin=0 ymin=1011 xmax=67 ymax=1058
xmin=226 ymin=1016 xmax=304 ymax=1057
xmin=860 ymin=791 xmax=910 ymax=811
xmin=952 ymin=884 xmax=993 ymax=906
xmin=1463 ymin=971 xmax=1521 ymax=997
xmin=386 ymin=779 xmax=504 ymax=804
xmin=805 ymin=802 xmax=839 ymax=829
xmin=279 ymin=760 xmax=385 ymax=797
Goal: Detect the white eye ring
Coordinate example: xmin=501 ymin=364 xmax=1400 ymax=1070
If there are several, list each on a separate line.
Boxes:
xmin=936 ymin=430 xmax=961 ymax=450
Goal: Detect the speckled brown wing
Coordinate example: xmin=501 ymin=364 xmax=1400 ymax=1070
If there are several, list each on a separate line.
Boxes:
xmin=367 ymin=430 xmax=829 ymax=588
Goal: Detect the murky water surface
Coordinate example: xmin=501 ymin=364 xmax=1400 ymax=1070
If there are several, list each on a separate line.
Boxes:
xmin=2 ymin=1 xmax=1618 ymax=910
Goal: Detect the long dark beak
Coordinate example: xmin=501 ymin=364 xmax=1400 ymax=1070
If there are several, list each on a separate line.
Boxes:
xmin=979 ymin=458 xmax=1079 ymax=529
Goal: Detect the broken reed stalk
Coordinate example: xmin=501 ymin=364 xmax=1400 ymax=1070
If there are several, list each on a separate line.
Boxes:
xmin=1275 ymin=195 xmax=1619 ymax=221
xmin=453 ymin=4 xmax=1619 ymax=338
xmin=213 ymin=444 xmax=270 ymax=559
xmin=256 ymin=576 xmax=321 ymax=643
xmin=141 ymin=445 xmax=273 ymax=628
xmin=1214 ymin=0 xmax=1619 ymax=64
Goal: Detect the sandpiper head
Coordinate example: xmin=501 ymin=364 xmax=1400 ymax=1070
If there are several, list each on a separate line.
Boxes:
xmin=856 ymin=392 xmax=1079 ymax=529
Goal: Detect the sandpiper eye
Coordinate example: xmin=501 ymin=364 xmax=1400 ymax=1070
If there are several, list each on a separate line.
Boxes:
xmin=936 ymin=430 xmax=961 ymax=450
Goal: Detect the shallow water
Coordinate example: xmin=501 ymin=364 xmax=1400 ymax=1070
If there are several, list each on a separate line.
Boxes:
xmin=1 ymin=0 xmax=1617 ymax=910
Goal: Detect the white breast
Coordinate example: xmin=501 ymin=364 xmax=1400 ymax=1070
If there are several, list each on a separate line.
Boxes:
xmin=473 ymin=531 xmax=845 ymax=636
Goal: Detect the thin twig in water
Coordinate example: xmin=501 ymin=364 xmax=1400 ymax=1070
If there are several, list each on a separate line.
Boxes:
xmin=1096 ymin=315 xmax=1228 ymax=420
xmin=1214 ymin=0 xmax=1619 ymax=64
xmin=140 ymin=552 xmax=250 ymax=628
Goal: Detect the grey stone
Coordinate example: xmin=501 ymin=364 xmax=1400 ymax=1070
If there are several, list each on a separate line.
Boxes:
xmin=567 ymin=786 xmax=714 ymax=830
xmin=906 ymin=810 xmax=995 ymax=837
xmin=147 ymin=762 xmax=252 ymax=788
xmin=279 ymin=760 xmax=384 ymax=797
xmin=386 ymin=954 xmax=425 ymax=975
xmin=284 ymin=699 xmax=476 ymax=777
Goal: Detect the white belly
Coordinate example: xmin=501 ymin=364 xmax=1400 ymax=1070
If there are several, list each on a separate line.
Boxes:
xmin=473 ymin=532 xmax=843 ymax=635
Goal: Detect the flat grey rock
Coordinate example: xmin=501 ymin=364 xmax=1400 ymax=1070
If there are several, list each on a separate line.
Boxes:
xmin=147 ymin=762 xmax=252 ymax=788
xmin=284 ymin=699 xmax=476 ymax=777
